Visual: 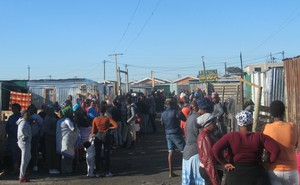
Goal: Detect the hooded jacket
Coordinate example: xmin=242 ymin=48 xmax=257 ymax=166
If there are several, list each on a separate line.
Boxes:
xmin=17 ymin=118 xmax=32 ymax=143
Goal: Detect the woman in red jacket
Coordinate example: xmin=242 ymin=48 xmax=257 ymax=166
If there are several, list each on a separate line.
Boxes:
xmin=197 ymin=113 xmax=222 ymax=185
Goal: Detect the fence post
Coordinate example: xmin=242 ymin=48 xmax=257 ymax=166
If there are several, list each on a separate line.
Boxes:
xmin=253 ymin=87 xmax=262 ymax=132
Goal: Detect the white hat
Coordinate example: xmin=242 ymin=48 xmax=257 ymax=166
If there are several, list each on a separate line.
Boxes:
xmin=236 ymin=110 xmax=253 ymax=126
xmin=197 ymin=113 xmax=217 ymax=127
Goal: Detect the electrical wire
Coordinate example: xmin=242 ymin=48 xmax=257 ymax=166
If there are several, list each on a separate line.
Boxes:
xmin=124 ymin=0 xmax=162 ymax=52
xmin=113 ymin=0 xmax=142 ymax=52
xmin=251 ymin=7 xmax=300 ymax=52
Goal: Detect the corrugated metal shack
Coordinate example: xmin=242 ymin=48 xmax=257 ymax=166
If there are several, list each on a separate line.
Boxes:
xmin=0 ymin=80 xmax=28 ymax=110
xmin=284 ymin=56 xmax=300 ymax=125
xmin=28 ymin=78 xmax=101 ymax=108
xmin=245 ymin=64 xmax=284 ymax=106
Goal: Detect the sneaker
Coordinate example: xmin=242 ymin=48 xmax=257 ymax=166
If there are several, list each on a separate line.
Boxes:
xmin=105 ymin=172 xmax=113 ymax=177
xmin=19 ymin=176 xmax=30 ymax=183
xmin=32 ymin=166 xmax=38 ymax=171
xmin=87 ymin=174 xmax=95 ymax=178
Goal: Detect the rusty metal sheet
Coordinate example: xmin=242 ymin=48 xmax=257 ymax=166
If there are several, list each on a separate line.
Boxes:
xmin=284 ymin=57 xmax=300 ymax=125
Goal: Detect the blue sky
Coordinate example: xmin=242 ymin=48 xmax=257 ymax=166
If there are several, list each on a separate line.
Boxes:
xmin=1 ymin=0 xmax=300 ymax=82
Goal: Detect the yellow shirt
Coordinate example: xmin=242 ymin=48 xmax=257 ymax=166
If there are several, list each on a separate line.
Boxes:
xmin=263 ymin=121 xmax=298 ymax=171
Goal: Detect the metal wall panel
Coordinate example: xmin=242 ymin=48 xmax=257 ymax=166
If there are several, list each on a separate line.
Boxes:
xmin=29 ymin=87 xmax=45 ymax=108
xmin=284 ymin=57 xmax=300 ymax=125
xmin=270 ymin=67 xmax=285 ymax=103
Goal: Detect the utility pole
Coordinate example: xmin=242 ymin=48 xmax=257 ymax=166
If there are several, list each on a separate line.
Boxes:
xmin=28 ymin=65 xmax=30 ymax=80
xmin=118 ymin=67 xmax=122 ymax=95
xmin=151 ymin=71 xmax=155 ymax=88
xmin=240 ymin=52 xmax=244 ymax=108
xmin=109 ymin=53 xmax=123 ymax=95
xmin=201 ymin=56 xmax=206 ymax=81
xmin=282 ymin=51 xmax=285 ymax=60
xmin=224 ymin=62 xmax=227 ymax=75
xmin=103 ymin=60 xmax=107 ymax=82
xmin=103 ymin=60 xmax=107 ymax=96
xmin=125 ymin=64 xmax=129 ymax=94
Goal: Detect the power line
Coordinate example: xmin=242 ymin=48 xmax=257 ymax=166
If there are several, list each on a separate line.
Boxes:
xmin=114 ymin=0 xmax=142 ymax=52
xmin=251 ymin=7 xmax=300 ymax=52
xmin=124 ymin=0 xmax=162 ymax=52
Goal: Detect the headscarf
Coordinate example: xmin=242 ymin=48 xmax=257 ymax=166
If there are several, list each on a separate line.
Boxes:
xmin=211 ymin=92 xmax=219 ymax=98
xmin=236 ymin=110 xmax=253 ymax=126
xmin=197 ymin=98 xmax=214 ymax=112
xmin=197 ymin=113 xmax=217 ymax=127
xmin=61 ymin=106 xmax=73 ymax=118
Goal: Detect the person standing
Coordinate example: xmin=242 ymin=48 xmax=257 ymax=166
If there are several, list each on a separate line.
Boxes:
xmin=88 ymin=100 xmax=99 ymax=120
xmin=180 ymin=96 xmax=190 ymax=136
xmin=92 ymin=106 xmax=118 ymax=177
xmin=161 ymin=98 xmax=186 ymax=178
xmin=147 ymin=92 xmax=157 ymax=133
xmin=43 ymin=105 xmax=60 ymax=174
xmin=197 ymin=113 xmax=222 ymax=185
xmin=182 ymin=100 xmax=204 ymax=185
xmin=263 ymin=100 xmax=299 ymax=185
xmin=56 ymin=106 xmax=79 ymax=174
xmin=17 ymin=110 xmax=32 ymax=183
xmin=112 ymin=98 xmax=123 ymax=147
xmin=27 ymin=104 xmax=43 ymax=172
xmin=0 ymin=118 xmax=6 ymax=176
xmin=5 ymin=103 xmax=21 ymax=174
xmin=83 ymin=138 xmax=96 ymax=177
xmin=213 ymin=111 xmax=280 ymax=185
xmin=125 ymin=97 xmax=137 ymax=148
xmin=137 ymin=94 xmax=150 ymax=134
xmin=211 ymin=92 xmax=226 ymax=138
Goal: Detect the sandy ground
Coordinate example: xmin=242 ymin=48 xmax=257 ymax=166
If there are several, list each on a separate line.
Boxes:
xmin=0 ymin=121 xmax=183 ymax=185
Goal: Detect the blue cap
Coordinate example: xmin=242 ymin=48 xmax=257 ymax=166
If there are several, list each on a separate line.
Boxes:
xmin=197 ymin=98 xmax=214 ymax=112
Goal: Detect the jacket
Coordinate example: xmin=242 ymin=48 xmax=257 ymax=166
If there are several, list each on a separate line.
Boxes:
xmin=197 ymin=129 xmax=220 ymax=185
xmin=161 ymin=108 xmax=186 ymax=135
xmin=16 ymin=118 xmax=32 ymax=143
xmin=30 ymin=114 xmax=43 ymax=137
xmin=127 ymin=103 xmax=137 ymax=123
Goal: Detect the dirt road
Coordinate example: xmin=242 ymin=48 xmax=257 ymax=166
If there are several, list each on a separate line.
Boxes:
xmin=0 ymin=122 xmax=183 ymax=185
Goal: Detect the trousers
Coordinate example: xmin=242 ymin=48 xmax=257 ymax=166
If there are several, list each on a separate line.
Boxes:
xmin=18 ymin=141 xmax=31 ymax=178
xmin=86 ymin=157 xmax=95 ymax=176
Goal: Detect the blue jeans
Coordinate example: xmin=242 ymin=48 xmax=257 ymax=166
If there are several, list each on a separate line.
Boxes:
xmin=268 ymin=170 xmax=299 ymax=185
xmin=166 ymin=134 xmax=185 ymax=152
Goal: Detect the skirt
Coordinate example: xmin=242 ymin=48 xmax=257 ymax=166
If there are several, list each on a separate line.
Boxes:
xmin=182 ymin=154 xmax=205 ymax=185
xmin=227 ymin=162 xmax=270 ymax=185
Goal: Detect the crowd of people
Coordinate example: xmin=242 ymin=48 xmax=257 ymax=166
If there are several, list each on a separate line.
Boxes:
xmin=160 ymin=90 xmax=299 ymax=185
xmin=0 ymin=88 xmax=299 ymax=185
xmin=0 ymin=91 xmax=162 ymax=183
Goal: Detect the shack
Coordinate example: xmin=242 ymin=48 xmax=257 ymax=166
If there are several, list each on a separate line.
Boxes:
xmin=0 ymin=80 xmax=28 ymax=110
xmin=28 ymin=78 xmax=101 ymax=109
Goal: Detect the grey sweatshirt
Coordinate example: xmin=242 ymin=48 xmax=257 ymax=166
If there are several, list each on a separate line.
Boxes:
xmin=17 ymin=118 xmax=32 ymax=143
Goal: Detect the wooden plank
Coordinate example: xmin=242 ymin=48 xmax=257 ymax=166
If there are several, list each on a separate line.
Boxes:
xmin=236 ymin=76 xmax=261 ymax=88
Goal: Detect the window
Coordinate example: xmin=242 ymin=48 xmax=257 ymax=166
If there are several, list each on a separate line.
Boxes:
xmin=44 ymin=88 xmax=56 ymax=104
xmin=254 ymin=67 xmax=261 ymax=72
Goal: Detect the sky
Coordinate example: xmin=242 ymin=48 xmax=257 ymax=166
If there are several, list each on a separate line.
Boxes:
xmin=1 ymin=0 xmax=300 ymax=82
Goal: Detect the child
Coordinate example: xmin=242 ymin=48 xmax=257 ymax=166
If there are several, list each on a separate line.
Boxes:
xmin=135 ymin=117 xmax=141 ymax=142
xmin=83 ymin=138 xmax=95 ymax=177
